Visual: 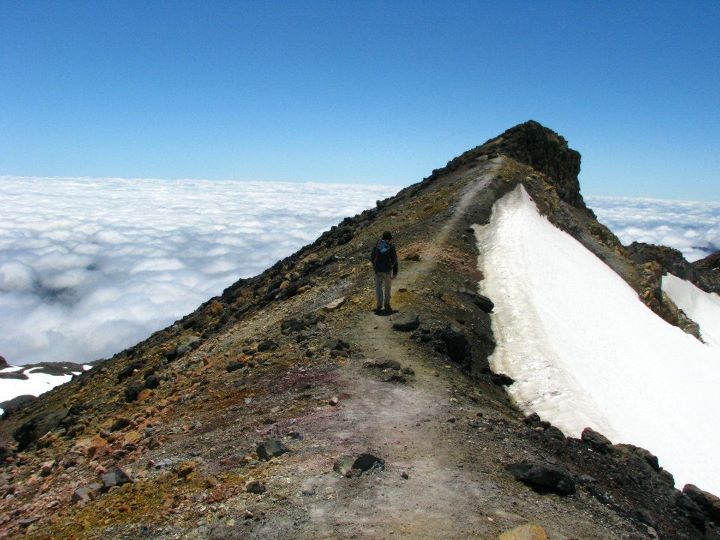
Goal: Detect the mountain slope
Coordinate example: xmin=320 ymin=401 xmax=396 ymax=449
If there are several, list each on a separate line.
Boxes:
xmin=1 ymin=122 xmax=719 ymax=539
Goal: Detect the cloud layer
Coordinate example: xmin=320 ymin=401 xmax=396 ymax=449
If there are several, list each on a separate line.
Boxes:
xmin=0 ymin=177 xmax=394 ymax=364
xmin=587 ymin=196 xmax=720 ymax=262
xmin=2 ymin=180 xmax=716 ymax=366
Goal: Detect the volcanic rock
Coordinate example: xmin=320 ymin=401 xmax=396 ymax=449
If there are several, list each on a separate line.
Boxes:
xmin=256 ymin=439 xmax=288 ymax=461
xmin=334 ymin=453 xmax=384 ymax=477
xmin=506 ymin=460 xmax=576 ymax=496
xmin=683 ymin=484 xmax=720 ymax=524
xmin=581 ymin=427 xmax=612 ymax=453
xmin=100 ymin=467 xmax=132 ymax=491
xmin=0 ymin=395 xmax=37 ymax=418
xmin=391 ymin=313 xmax=420 ymax=332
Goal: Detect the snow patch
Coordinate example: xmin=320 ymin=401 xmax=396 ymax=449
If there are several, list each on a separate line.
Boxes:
xmin=0 ymin=372 xmax=73 ymax=404
xmin=474 ymin=184 xmax=720 ymax=495
xmin=663 ymin=274 xmax=720 ymax=348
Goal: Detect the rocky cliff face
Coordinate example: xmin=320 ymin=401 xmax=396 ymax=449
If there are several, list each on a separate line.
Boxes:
xmin=628 ymin=242 xmax=720 ymax=295
xmin=0 ymin=122 xmax=717 ymax=540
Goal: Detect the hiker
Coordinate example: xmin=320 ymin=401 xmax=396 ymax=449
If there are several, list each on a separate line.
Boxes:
xmin=370 ymin=231 xmax=398 ymax=313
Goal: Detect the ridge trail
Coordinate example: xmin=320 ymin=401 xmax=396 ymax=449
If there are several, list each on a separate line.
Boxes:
xmin=283 ymin=163 xmax=513 ymax=538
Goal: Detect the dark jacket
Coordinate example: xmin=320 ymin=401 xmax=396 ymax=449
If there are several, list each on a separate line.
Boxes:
xmin=370 ymin=240 xmax=398 ymax=275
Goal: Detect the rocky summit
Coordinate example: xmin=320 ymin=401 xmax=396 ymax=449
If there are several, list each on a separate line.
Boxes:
xmin=1 ymin=121 xmax=719 ymax=539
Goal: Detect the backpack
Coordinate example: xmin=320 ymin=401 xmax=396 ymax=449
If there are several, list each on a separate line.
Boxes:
xmin=374 ymin=240 xmax=392 ymax=268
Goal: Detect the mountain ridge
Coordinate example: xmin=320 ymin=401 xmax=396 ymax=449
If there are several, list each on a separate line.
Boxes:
xmin=1 ymin=122 xmax=719 ymax=539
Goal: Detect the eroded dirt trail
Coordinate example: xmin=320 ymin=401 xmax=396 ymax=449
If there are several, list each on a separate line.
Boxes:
xmin=295 ymin=167 xmax=502 ymax=538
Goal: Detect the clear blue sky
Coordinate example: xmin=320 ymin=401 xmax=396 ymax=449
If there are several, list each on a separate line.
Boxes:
xmin=1 ymin=0 xmax=719 ymax=199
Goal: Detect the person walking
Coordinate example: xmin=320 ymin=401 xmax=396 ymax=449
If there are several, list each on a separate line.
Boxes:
xmin=370 ymin=231 xmax=398 ymax=313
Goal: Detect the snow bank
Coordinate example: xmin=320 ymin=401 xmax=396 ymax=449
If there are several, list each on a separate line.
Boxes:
xmin=473 ymin=185 xmax=720 ymax=495
xmin=663 ymin=274 xmax=720 ymax=348
xmin=0 ymin=366 xmax=88 ymax=415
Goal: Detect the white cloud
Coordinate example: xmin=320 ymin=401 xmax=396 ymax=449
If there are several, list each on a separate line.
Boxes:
xmin=587 ymin=196 xmax=720 ymax=261
xmin=0 ymin=177 xmax=394 ymax=365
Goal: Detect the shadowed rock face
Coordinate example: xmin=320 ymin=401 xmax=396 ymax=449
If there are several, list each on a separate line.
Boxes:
xmin=486 ymin=121 xmax=585 ymax=211
xmin=628 ymin=242 xmax=720 ymax=294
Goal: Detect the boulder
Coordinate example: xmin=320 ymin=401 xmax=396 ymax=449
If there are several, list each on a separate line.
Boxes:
xmin=489 ymin=372 xmax=514 ymax=387
xmin=352 ymin=453 xmax=385 ymax=472
xmin=440 ymin=326 xmax=471 ymax=367
xmin=166 ymin=336 xmax=201 ymax=362
xmin=674 ymin=492 xmax=705 ymax=530
xmin=473 ymin=294 xmax=495 ymax=313
xmin=117 ymin=361 xmax=143 ymax=382
xmin=334 ymin=453 xmax=385 ymax=477
xmin=257 ymin=339 xmax=279 ymax=352
xmin=13 ymin=409 xmax=68 ymax=451
xmin=581 ymin=427 xmax=612 ymax=453
xmin=256 ymin=439 xmax=288 ymax=461
xmin=506 ymin=461 xmax=575 ymax=496
xmin=124 ymin=382 xmax=145 ymax=403
xmin=100 ymin=467 xmax=132 ymax=491
xmin=0 ymin=394 xmax=37 ymax=418
xmin=144 ymin=373 xmax=160 ymax=389
xmin=391 ymin=313 xmax=420 ymax=332
xmin=71 ymin=483 xmax=102 ymax=504
xmin=325 ymin=338 xmax=350 ymax=351
xmin=0 ymin=355 xmax=8 ymax=369
xmin=362 ymin=359 xmax=402 ymax=370
xmin=110 ymin=418 xmax=131 ymax=432
xmin=683 ymin=484 xmax=720 ymax=524
xmin=615 ymin=443 xmax=660 ymax=472
xmin=245 ymin=480 xmax=266 ymax=494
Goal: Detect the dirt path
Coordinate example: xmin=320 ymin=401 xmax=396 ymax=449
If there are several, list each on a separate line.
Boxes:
xmin=296 ymin=165 xmax=504 ymax=538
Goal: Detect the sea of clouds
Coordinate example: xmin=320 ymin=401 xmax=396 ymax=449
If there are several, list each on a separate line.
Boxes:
xmin=587 ymin=196 xmax=720 ymax=262
xmin=0 ymin=177 xmax=395 ymax=365
xmin=2 ymin=178 xmax=718 ymax=366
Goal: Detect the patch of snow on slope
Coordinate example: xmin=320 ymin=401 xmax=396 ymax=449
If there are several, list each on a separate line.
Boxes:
xmin=473 ymin=185 xmax=720 ymax=495
xmin=663 ymin=274 xmax=720 ymax=348
xmin=0 ymin=365 xmax=90 ymax=415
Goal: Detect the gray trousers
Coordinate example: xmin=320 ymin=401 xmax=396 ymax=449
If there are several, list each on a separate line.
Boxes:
xmin=374 ymin=272 xmax=392 ymax=308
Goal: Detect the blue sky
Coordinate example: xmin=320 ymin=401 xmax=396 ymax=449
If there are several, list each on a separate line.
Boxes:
xmin=1 ymin=0 xmax=718 ymax=199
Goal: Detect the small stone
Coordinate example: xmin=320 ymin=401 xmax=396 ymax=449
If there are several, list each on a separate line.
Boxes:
xmin=581 ymin=427 xmax=612 ymax=452
xmin=506 ymin=461 xmax=575 ymax=496
xmin=256 ymin=439 xmax=288 ymax=461
xmin=39 ymin=460 xmax=55 ymax=477
xmin=245 ymin=480 xmax=266 ymax=494
xmin=100 ymin=467 xmax=132 ymax=491
xmin=174 ymin=461 xmax=196 ymax=479
xmin=363 ymin=359 xmax=401 ymax=370
xmin=333 ymin=455 xmax=356 ymax=477
xmin=244 ymin=510 xmax=254 ymax=520
xmin=329 ymin=397 xmax=339 ymax=406
xmin=498 ymin=523 xmax=548 ymax=540
xmin=323 ymin=297 xmax=346 ymax=311
xmin=257 ymin=340 xmax=278 ymax=352
xmin=401 ymin=472 xmax=409 ymax=480
xmin=391 ymin=313 xmax=420 ymax=332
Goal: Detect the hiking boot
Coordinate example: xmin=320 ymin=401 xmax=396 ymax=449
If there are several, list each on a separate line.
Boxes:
xmin=374 ymin=307 xmax=383 ymax=314
xmin=383 ymin=304 xmax=392 ymax=313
